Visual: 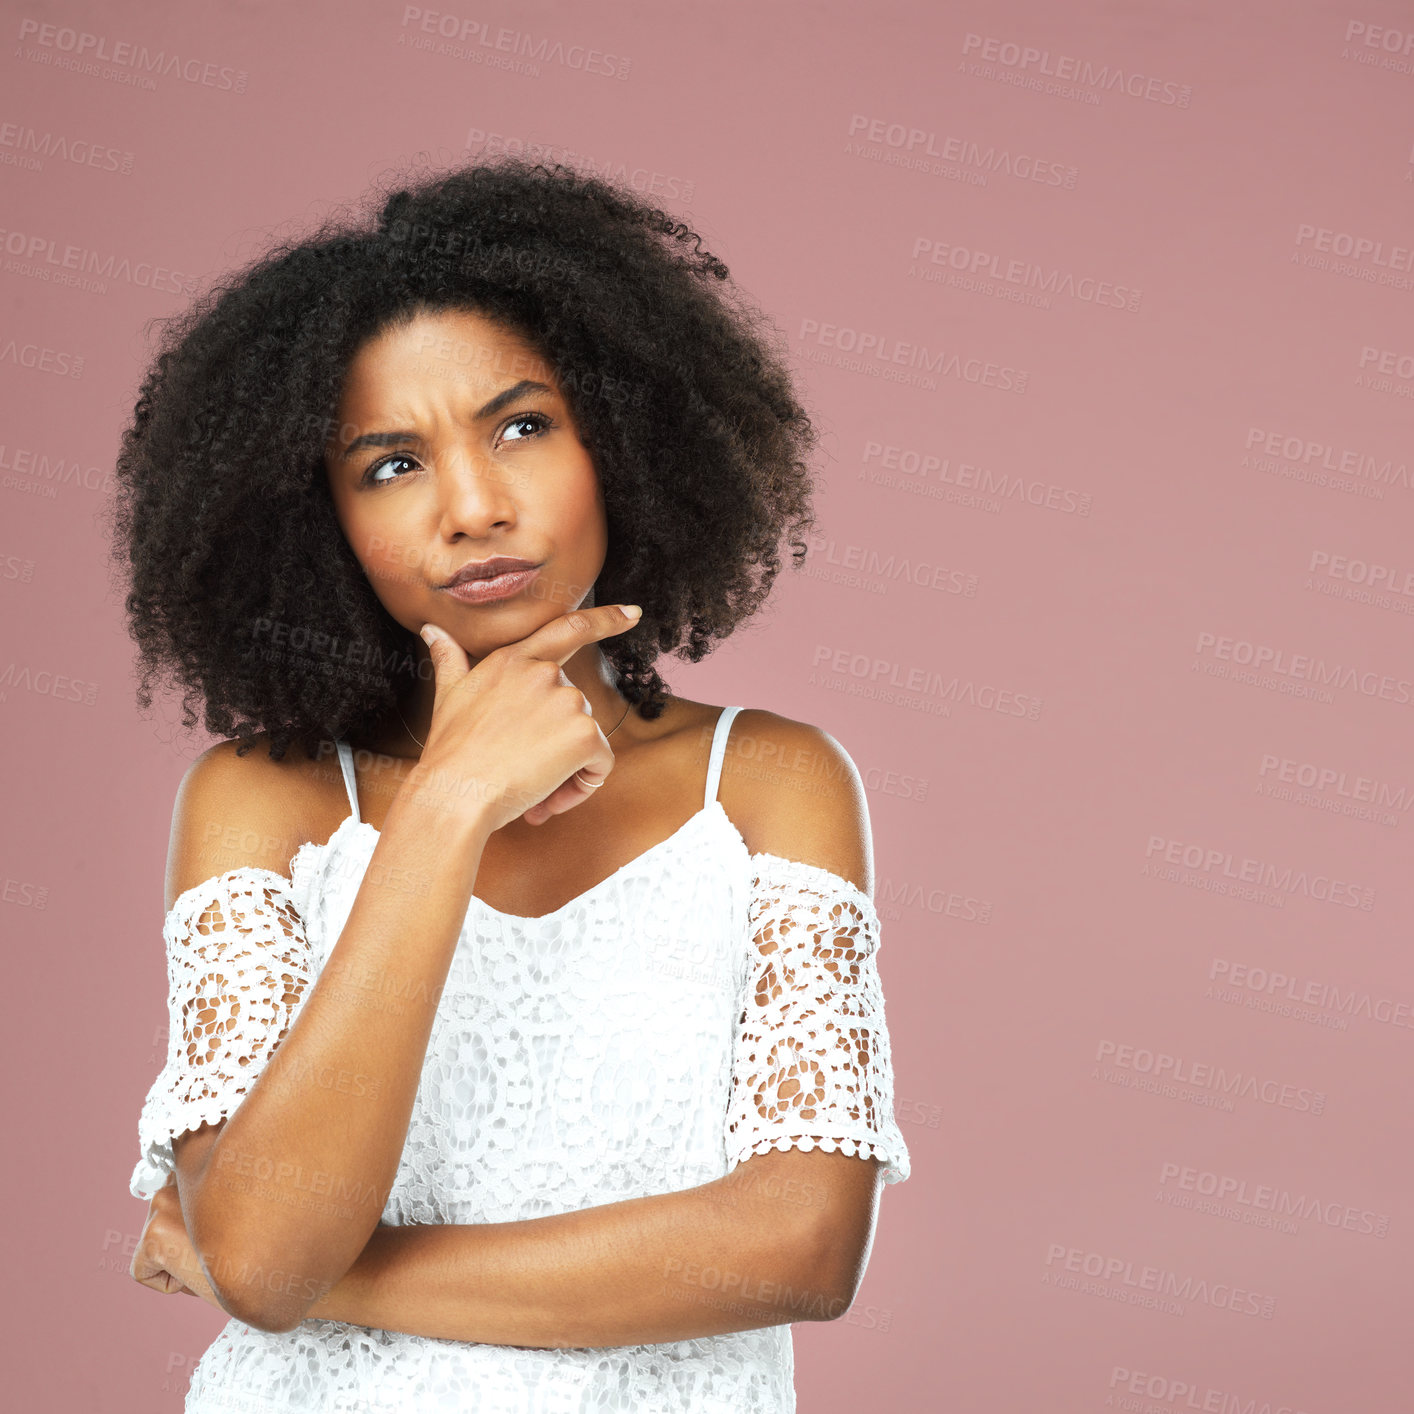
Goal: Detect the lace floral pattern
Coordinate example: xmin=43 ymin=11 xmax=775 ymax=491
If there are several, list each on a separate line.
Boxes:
xmin=727 ymin=854 xmax=909 ymax=1184
xmin=131 ymin=868 xmax=314 ymax=1201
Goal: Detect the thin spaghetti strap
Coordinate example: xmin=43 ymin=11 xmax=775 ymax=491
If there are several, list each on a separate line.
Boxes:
xmin=703 ymin=705 xmax=742 ymax=809
xmin=335 ymin=740 xmax=361 ymax=824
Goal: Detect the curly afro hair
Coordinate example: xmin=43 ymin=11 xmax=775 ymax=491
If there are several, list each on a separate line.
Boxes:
xmin=104 ymin=155 xmax=821 ymax=761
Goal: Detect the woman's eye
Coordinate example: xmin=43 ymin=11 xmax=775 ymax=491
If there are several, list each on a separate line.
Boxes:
xmin=360 ymin=414 xmax=551 ymax=486
xmin=501 ymin=411 xmax=553 ymax=444
xmin=362 ymin=453 xmax=419 ymax=487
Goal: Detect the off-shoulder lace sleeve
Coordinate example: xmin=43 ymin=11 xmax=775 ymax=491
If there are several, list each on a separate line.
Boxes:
xmin=129 ymin=868 xmax=314 ymax=1201
xmin=724 ymin=854 xmax=911 ymax=1184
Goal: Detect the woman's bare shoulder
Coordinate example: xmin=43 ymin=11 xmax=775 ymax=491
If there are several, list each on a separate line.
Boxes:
xmin=713 ymin=705 xmax=875 ymax=892
xmin=163 ymin=733 xmax=342 ymax=911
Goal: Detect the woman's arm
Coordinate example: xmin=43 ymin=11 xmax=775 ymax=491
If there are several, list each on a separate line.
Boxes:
xmin=302 ymin=1147 xmax=880 ymax=1347
xmin=140 ymin=1146 xmax=878 ymax=1345
xmin=167 ymin=755 xmax=494 ymax=1332
xmin=159 ymin=605 xmax=662 ymax=1334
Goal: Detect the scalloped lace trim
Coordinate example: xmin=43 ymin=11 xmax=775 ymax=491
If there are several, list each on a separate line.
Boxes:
xmin=740 ymin=1132 xmax=905 ymax=1174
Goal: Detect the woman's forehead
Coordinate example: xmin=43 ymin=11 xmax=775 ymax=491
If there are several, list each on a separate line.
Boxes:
xmin=339 ymin=311 xmax=554 ymax=400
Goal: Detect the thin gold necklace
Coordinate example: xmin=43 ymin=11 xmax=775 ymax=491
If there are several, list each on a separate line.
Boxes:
xmin=394 ymin=696 xmax=631 ymax=751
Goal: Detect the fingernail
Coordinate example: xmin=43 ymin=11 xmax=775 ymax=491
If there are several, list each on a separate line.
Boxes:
xmin=621 ymin=604 xmax=642 ymax=619
xmin=419 ymin=624 xmax=435 ymax=644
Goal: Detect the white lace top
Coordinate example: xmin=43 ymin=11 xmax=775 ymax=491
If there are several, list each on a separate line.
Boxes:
xmin=130 ymin=705 xmax=910 ymax=1413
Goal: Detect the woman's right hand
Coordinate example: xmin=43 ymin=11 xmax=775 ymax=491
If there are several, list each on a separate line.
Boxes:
xmin=408 ymin=604 xmax=643 ymax=834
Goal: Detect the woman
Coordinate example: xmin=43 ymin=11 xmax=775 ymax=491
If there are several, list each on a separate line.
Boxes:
xmin=115 ymin=157 xmax=911 ymax=1412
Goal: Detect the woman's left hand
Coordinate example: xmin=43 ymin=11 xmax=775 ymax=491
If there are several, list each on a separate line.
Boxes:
xmin=130 ymin=1173 xmax=224 ymax=1313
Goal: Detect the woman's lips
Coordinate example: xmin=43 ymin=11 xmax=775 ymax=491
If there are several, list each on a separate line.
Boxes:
xmin=441 ymin=565 xmax=541 ymax=605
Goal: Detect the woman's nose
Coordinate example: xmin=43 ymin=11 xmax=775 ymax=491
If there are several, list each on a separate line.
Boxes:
xmin=434 ymin=447 xmax=519 ymax=536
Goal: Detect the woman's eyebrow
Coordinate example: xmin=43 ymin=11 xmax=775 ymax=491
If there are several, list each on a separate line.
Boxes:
xmin=337 ymin=378 xmax=556 ymax=461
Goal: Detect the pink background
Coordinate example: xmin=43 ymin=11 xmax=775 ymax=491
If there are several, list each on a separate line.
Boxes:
xmin=4 ymin=0 xmax=1412 ymax=1409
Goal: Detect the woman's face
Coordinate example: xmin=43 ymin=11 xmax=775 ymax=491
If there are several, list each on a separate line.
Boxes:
xmin=323 ymin=306 xmax=607 ymax=658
